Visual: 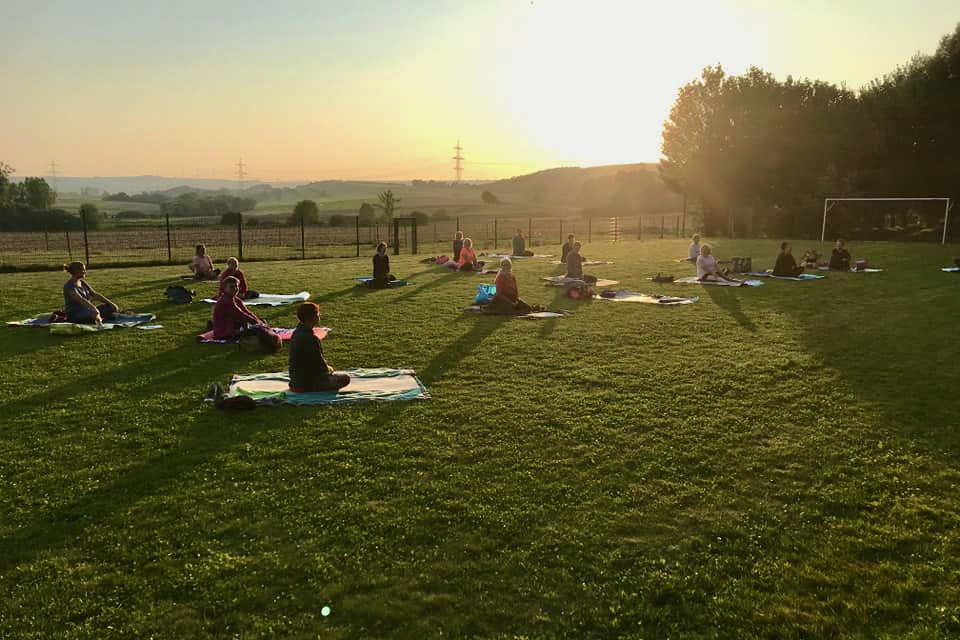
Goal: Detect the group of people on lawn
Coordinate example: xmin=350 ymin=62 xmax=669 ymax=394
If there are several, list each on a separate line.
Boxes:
xmin=686 ymin=234 xmax=855 ymax=282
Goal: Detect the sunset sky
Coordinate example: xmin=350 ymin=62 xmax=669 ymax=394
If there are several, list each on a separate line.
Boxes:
xmin=2 ymin=0 xmax=957 ymax=182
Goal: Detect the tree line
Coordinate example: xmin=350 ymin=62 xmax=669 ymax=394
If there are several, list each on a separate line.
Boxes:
xmin=659 ymin=23 xmax=960 ymax=240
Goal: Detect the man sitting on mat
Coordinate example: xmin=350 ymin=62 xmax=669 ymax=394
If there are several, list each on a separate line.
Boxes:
xmin=512 ymin=229 xmax=533 ymax=257
xmin=289 ymin=302 xmax=350 ymax=392
xmin=697 ymin=244 xmax=741 ymax=283
xmin=364 ymin=241 xmax=397 ymax=287
xmin=219 ymin=257 xmax=257 ymax=299
xmin=564 ymin=242 xmax=597 ymax=283
xmin=829 ymin=238 xmax=851 ymax=271
xmin=63 ymin=261 xmax=119 ymax=324
xmin=773 ymin=242 xmax=804 ymax=277
xmin=487 ymin=258 xmax=533 ymax=315
xmin=212 ymin=276 xmax=266 ymax=340
xmin=561 ymin=234 xmax=575 ymax=263
xmin=190 ymin=244 xmax=220 ymax=280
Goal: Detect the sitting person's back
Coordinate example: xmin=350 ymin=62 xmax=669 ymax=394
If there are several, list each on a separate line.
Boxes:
xmin=565 ymin=242 xmax=585 ymax=279
xmin=772 ymin=242 xmax=803 ymax=277
xmin=512 ymin=230 xmax=526 ymax=256
xmin=829 ymin=239 xmax=851 ymax=271
xmin=453 ymin=231 xmax=464 ymax=262
xmin=288 ymin=302 xmax=349 ymax=391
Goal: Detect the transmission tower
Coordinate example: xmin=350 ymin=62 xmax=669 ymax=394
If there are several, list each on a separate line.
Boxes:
xmin=452 ymin=140 xmax=464 ymax=183
xmin=49 ymin=160 xmax=58 ymax=193
xmin=234 ymin=158 xmax=247 ymax=190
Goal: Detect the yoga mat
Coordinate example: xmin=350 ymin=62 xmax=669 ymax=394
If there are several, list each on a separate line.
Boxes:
xmin=8 ymin=313 xmax=157 ymax=330
xmin=550 ymin=260 xmax=612 ymax=265
xmin=180 ymin=274 xmax=218 ymax=282
xmin=942 ymin=267 xmax=960 ymax=272
xmin=201 ymin=291 xmax=311 ymax=306
xmin=226 ymin=368 xmax=430 ymax=405
xmin=488 ymin=253 xmax=554 ymax=259
xmin=462 ymin=306 xmax=569 ymax=318
xmin=745 ymin=272 xmax=825 ymax=281
xmin=816 ymin=266 xmax=883 ymax=273
xmin=594 ymin=291 xmax=698 ymax=305
xmin=354 ymin=277 xmax=409 ymax=287
xmin=674 ymin=276 xmax=764 ymax=287
xmin=541 ymin=276 xmax=620 ymax=287
xmin=197 ymin=326 xmax=329 ymax=344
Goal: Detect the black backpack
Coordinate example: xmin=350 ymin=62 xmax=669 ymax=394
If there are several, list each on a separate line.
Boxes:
xmin=165 ymin=285 xmax=196 ymax=304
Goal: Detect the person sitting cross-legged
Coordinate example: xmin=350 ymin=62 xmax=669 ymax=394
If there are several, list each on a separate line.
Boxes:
xmin=486 ymin=258 xmax=534 ymax=315
xmin=697 ymin=244 xmax=741 ymax=283
xmin=773 ymin=241 xmax=804 ymax=277
xmin=829 ymin=238 xmax=851 ymax=271
xmin=366 ymin=241 xmax=397 ymax=287
xmin=288 ymin=302 xmax=350 ymax=392
xmin=212 ymin=276 xmax=266 ymax=340
xmin=62 ymin=261 xmax=119 ymax=324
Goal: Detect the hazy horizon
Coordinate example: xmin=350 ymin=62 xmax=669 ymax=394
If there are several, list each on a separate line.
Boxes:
xmin=3 ymin=0 xmax=957 ymax=182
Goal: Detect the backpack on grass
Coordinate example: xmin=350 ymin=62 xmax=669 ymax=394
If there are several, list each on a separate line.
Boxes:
xmin=165 ymin=285 xmax=196 ymax=304
xmin=238 ymin=326 xmax=282 ymax=354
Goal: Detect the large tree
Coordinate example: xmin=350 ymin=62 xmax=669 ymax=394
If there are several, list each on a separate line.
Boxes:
xmin=17 ymin=176 xmax=56 ymax=210
xmin=375 ymin=189 xmax=399 ymax=221
xmin=0 ymin=162 xmax=15 ymax=207
xmin=291 ymin=199 xmax=320 ymax=225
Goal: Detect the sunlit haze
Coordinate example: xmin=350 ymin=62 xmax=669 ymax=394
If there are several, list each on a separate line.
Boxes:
xmin=2 ymin=0 xmax=957 ymax=181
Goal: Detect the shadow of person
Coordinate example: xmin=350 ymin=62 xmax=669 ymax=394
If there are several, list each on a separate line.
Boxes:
xmin=704 ymin=285 xmax=757 ymax=332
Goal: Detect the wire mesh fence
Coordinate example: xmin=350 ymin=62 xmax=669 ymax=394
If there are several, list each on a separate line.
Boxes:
xmin=0 ymin=212 xmax=688 ymax=270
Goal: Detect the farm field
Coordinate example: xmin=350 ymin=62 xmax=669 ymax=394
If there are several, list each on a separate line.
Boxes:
xmin=1 ymin=239 xmax=959 ymax=638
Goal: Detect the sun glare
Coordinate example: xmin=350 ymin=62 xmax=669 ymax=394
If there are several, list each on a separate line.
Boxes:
xmin=498 ymin=0 xmax=763 ymax=166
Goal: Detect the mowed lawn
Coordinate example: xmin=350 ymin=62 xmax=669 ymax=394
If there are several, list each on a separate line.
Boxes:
xmin=1 ymin=239 xmax=958 ymax=639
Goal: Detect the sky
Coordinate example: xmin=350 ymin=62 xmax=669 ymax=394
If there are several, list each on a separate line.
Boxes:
xmin=1 ymin=0 xmax=957 ymax=182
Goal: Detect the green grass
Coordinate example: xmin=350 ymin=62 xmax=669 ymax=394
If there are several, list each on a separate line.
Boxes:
xmin=1 ymin=239 xmax=959 ymax=638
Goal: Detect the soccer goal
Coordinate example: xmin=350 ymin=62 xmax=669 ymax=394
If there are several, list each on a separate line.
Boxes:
xmin=822 ymin=198 xmax=953 ymax=245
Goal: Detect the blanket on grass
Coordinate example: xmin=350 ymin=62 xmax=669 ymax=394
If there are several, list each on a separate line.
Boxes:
xmin=488 ymin=253 xmax=554 ymax=259
xmin=226 ymin=368 xmax=430 ymax=405
xmin=462 ymin=305 xmax=570 ymax=319
xmin=673 ymin=276 xmax=764 ymax=287
xmin=197 ymin=326 xmax=329 ymax=344
xmin=815 ymin=266 xmax=884 ymax=273
xmin=550 ymin=260 xmax=612 ymax=266
xmin=353 ymin=277 xmax=409 ymax=287
xmin=745 ymin=272 xmax=825 ymax=281
xmin=8 ymin=312 xmax=157 ymax=332
xmin=180 ymin=274 xmax=219 ymax=282
xmin=594 ymin=290 xmax=698 ymax=305
xmin=201 ymin=291 xmax=310 ymax=306
xmin=942 ymin=267 xmax=960 ymax=272
xmin=541 ymin=275 xmax=620 ymax=288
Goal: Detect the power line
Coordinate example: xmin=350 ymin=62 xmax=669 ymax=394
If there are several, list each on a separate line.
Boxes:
xmin=234 ymin=158 xmax=247 ymax=190
xmin=452 ymin=140 xmax=464 ymax=183
xmin=49 ymin=160 xmax=58 ymax=193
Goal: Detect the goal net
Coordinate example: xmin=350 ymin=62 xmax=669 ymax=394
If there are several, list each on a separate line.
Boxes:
xmin=822 ymin=198 xmax=953 ymax=245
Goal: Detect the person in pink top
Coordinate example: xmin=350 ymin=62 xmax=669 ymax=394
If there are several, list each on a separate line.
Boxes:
xmin=218 ymin=257 xmax=250 ymax=298
xmin=212 ymin=276 xmax=265 ymax=339
xmin=190 ymin=244 xmax=219 ymax=280
xmin=487 ymin=258 xmax=533 ymax=314
xmin=456 ymin=237 xmax=484 ymax=271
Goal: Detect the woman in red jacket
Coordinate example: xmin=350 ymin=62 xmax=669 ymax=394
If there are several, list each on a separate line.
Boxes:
xmin=487 ymin=258 xmax=533 ymax=314
xmin=212 ymin=276 xmax=265 ymax=339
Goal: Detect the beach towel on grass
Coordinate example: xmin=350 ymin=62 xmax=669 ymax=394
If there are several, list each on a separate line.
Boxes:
xmin=542 ymin=275 xmax=620 ymax=288
xmin=462 ymin=306 xmax=569 ymax=319
xmin=353 ymin=277 xmax=409 ymax=288
xmin=488 ymin=253 xmax=554 ymax=259
xmin=180 ymin=274 xmax=219 ymax=282
xmin=745 ymin=272 xmax=825 ymax=281
xmin=942 ymin=267 xmax=960 ymax=272
xmin=8 ymin=312 xmax=157 ymax=332
xmin=197 ymin=326 xmax=329 ymax=344
xmin=201 ymin=291 xmax=310 ymax=306
xmin=226 ymin=368 xmax=429 ymax=405
xmin=673 ymin=276 xmax=764 ymax=287
xmin=816 ymin=266 xmax=884 ymax=273
xmin=595 ymin=291 xmax=698 ymax=305
xmin=550 ymin=260 xmax=612 ymax=266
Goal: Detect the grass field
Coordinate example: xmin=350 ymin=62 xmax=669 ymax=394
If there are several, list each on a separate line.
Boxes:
xmin=1 ymin=239 xmax=959 ymax=638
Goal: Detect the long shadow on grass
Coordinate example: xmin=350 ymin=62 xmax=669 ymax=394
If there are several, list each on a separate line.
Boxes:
xmin=417 ymin=314 xmax=511 ymax=385
xmin=538 ymin=285 xmax=579 ymax=339
xmin=390 ymin=272 xmax=465 ymax=305
xmin=704 ymin=286 xmax=757 ymax=332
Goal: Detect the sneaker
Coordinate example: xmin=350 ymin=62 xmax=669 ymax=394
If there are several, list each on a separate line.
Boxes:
xmin=204 ymin=382 xmax=223 ymax=403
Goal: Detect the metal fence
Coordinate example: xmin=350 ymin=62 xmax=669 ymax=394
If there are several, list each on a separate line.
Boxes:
xmin=0 ymin=212 xmax=688 ymax=270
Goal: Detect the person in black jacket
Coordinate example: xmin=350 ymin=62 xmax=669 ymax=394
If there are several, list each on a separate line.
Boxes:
xmin=288 ymin=302 xmax=349 ymax=392
xmin=366 ymin=242 xmax=396 ymax=288
xmin=829 ymin=238 xmax=851 ymax=271
xmin=773 ymin=242 xmax=804 ymax=277
xmin=561 ymin=234 xmax=575 ymax=263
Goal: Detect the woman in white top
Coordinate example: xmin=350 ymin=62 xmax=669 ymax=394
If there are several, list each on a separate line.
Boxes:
xmin=696 ymin=244 xmax=741 ymax=283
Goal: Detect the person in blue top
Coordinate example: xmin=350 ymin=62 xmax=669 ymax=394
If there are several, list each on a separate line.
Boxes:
xmin=62 ymin=261 xmax=118 ymax=323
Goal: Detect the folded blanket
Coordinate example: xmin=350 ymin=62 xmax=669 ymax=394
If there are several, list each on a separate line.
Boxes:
xmin=488 ymin=253 xmax=554 ymax=259
xmin=550 ymin=260 xmax=612 ymax=266
xmin=226 ymin=368 xmax=430 ymax=405
xmin=745 ymin=272 xmax=825 ymax=281
xmin=8 ymin=312 xmax=157 ymax=331
xmin=942 ymin=267 xmax=960 ymax=272
xmin=673 ymin=276 xmax=764 ymax=287
xmin=197 ymin=326 xmax=329 ymax=344
xmin=353 ymin=277 xmax=409 ymax=287
xmin=541 ymin=276 xmax=620 ymax=287
xmin=594 ymin=290 xmax=698 ymax=305
xmin=201 ymin=291 xmax=310 ymax=306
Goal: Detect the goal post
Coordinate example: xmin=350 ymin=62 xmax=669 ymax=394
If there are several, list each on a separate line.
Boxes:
xmin=822 ymin=197 xmax=953 ymax=245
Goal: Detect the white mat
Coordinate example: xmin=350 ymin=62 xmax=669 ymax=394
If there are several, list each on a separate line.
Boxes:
xmin=202 ymin=291 xmax=310 ymax=306
xmin=674 ymin=276 xmax=764 ymax=287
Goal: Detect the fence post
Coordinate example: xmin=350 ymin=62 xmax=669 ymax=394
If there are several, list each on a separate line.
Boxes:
xmin=356 ymin=216 xmax=360 ymax=257
xmin=637 ymin=217 xmax=642 ymax=241
xmin=588 ymin=217 xmax=592 ymax=243
xmin=411 ymin=220 xmax=418 ymax=255
xmin=301 ymin=214 xmax=306 ymax=259
xmin=494 ymin=219 xmax=498 ymax=250
xmin=676 ymin=215 xmax=680 ymax=237
xmin=660 ymin=216 xmax=665 ymax=239
xmin=66 ymin=230 xmax=72 ymax=260
xmin=81 ymin=209 xmax=90 ymax=265
xmin=681 ymin=194 xmax=687 ymax=238
xmin=44 ymin=224 xmax=49 ymax=251
xmin=392 ymin=218 xmax=400 ymax=255
xmin=237 ymin=212 xmax=243 ymax=259
xmin=165 ymin=213 xmax=172 ymax=263
xmin=528 ymin=217 xmax=532 ymax=245
xmin=559 ymin=219 xmax=563 ymax=244
xmin=434 ymin=223 xmax=437 ymax=244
